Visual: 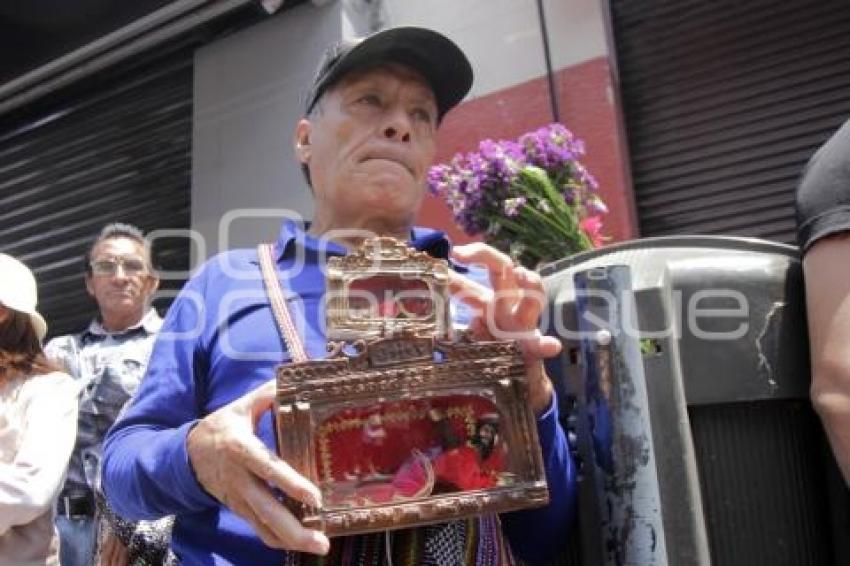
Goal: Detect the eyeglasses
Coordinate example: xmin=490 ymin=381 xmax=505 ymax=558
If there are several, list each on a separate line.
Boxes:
xmin=89 ymin=256 xmax=148 ymax=277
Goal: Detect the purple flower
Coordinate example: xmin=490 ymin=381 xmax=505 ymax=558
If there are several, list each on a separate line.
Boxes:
xmin=518 ymin=123 xmax=584 ymax=172
xmin=425 ymin=123 xmax=607 ymax=252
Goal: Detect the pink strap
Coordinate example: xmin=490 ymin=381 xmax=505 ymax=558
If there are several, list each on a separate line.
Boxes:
xmin=257 ymin=243 xmax=309 ymax=363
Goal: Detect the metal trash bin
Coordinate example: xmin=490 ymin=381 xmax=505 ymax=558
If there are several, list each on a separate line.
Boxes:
xmin=541 ymin=236 xmax=849 ymax=566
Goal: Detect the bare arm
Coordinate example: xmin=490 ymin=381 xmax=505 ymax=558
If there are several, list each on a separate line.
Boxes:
xmin=803 ymin=232 xmax=850 ymax=484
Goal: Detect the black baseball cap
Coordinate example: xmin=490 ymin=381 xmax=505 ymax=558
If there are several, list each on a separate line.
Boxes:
xmin=305 ymin=27 xmax=473 ymax=123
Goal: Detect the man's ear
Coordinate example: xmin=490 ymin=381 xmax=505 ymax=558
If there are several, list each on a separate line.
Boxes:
xmin=294 ymin=119 xmax=312 ymax=164
xmin=143 ymin=273 xmax=160 ymax=301
xmin=84 ymin=275 xmax=96 ymax=298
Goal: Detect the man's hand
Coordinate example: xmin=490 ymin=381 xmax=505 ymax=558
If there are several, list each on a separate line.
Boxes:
xmin=187 ymin=380 xmax=330 ymax=555
xmin=99 ymin=531 xmax=129 ymax=566
xmin=450 ymin=243 xmax=561 ymax=415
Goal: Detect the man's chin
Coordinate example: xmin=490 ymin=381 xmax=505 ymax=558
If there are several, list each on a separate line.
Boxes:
xmin=103 ymin=297 xmax=142 ymax=312
xmin=354 ymin=184 xmax=418 ymax=210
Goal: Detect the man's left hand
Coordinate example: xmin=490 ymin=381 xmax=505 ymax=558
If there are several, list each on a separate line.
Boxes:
xmin=449 ymin=243 xmax=561 ymax=415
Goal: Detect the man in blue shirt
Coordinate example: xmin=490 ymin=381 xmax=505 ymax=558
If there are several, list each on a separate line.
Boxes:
xmin=103 ymin=26 xmax=576 ymax=564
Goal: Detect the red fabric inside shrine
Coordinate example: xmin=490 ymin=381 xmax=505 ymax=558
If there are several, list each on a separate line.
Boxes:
xmin=315 ymin=395 xmax=499 ymax=481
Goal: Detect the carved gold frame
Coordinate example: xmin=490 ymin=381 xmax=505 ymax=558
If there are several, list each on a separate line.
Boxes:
xmin=274 ymin=238 xmax=548 ymax=536
xmin=325 ymin=237 xmax=451 ymax=341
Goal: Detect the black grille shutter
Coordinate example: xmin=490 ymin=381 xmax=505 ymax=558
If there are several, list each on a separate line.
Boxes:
xmin=611 ymin=0 xmax=850 ymax=241
xmin=0 ymin=51 xmax=192 ymax=338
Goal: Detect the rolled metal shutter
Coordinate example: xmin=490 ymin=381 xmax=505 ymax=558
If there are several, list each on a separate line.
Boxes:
xmin=0 ymin=51 xmax=192 ymax=338
xmin=611 ymin=0 xmax=850 ymax=241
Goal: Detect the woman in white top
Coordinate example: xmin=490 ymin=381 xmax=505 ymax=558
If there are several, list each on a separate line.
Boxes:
xmin=0 ymin=254 xmax=78 ymax=565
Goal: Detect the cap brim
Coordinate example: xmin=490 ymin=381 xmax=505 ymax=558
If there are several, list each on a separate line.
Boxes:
xmin=315 ymin=27 xmax=473 ymax=121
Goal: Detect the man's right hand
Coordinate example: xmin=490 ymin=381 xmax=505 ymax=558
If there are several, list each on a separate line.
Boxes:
xmin=186 ymin=380 xmax=330 ymax=555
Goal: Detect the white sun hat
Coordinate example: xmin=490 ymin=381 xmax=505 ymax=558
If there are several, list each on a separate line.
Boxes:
xmin=0 ymin=253 xmax=48 ymax=341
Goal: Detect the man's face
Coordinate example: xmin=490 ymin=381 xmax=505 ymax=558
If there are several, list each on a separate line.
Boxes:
xmin=296 ymin=63 xmax=439 ymax=229
xmin=85 ymin=237 xmax=158 ymax=327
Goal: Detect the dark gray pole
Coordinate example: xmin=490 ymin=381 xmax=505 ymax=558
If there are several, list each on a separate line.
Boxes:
xmin=574 ymin=266 xmax=667 ymax=564
xmin=536 ymin=0 xmax=561 ymax=123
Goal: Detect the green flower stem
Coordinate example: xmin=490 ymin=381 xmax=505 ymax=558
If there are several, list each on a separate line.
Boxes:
xmin=475 ymin=165 xmax=598 ymax=266
xmin=517 ymin=200 xmax=581 ymax=245
xmin=495 ymin=205 xmax=586 ymax=260
xmin=512 ymin=169 xmax=579 ymax=235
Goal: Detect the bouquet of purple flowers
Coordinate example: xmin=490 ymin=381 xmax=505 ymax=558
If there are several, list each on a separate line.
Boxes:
xmin=427 ymin=123 xmax=607 ymax=268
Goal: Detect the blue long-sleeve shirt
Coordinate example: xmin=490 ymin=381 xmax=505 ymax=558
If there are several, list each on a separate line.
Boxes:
xmin=102 ymin=221 xmax=576 ymax=564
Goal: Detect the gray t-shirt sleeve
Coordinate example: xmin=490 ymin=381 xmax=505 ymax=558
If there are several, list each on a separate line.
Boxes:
xmin=796 ymin=119 xmax=850 ymax=254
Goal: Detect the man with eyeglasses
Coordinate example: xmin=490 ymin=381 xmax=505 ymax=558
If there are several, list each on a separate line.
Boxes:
xmin=46 ymin=223 xmax=167 ymax=565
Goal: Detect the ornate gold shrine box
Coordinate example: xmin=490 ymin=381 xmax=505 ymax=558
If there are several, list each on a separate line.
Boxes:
xmin=274 ymin=238 xmax=549 ymax=536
